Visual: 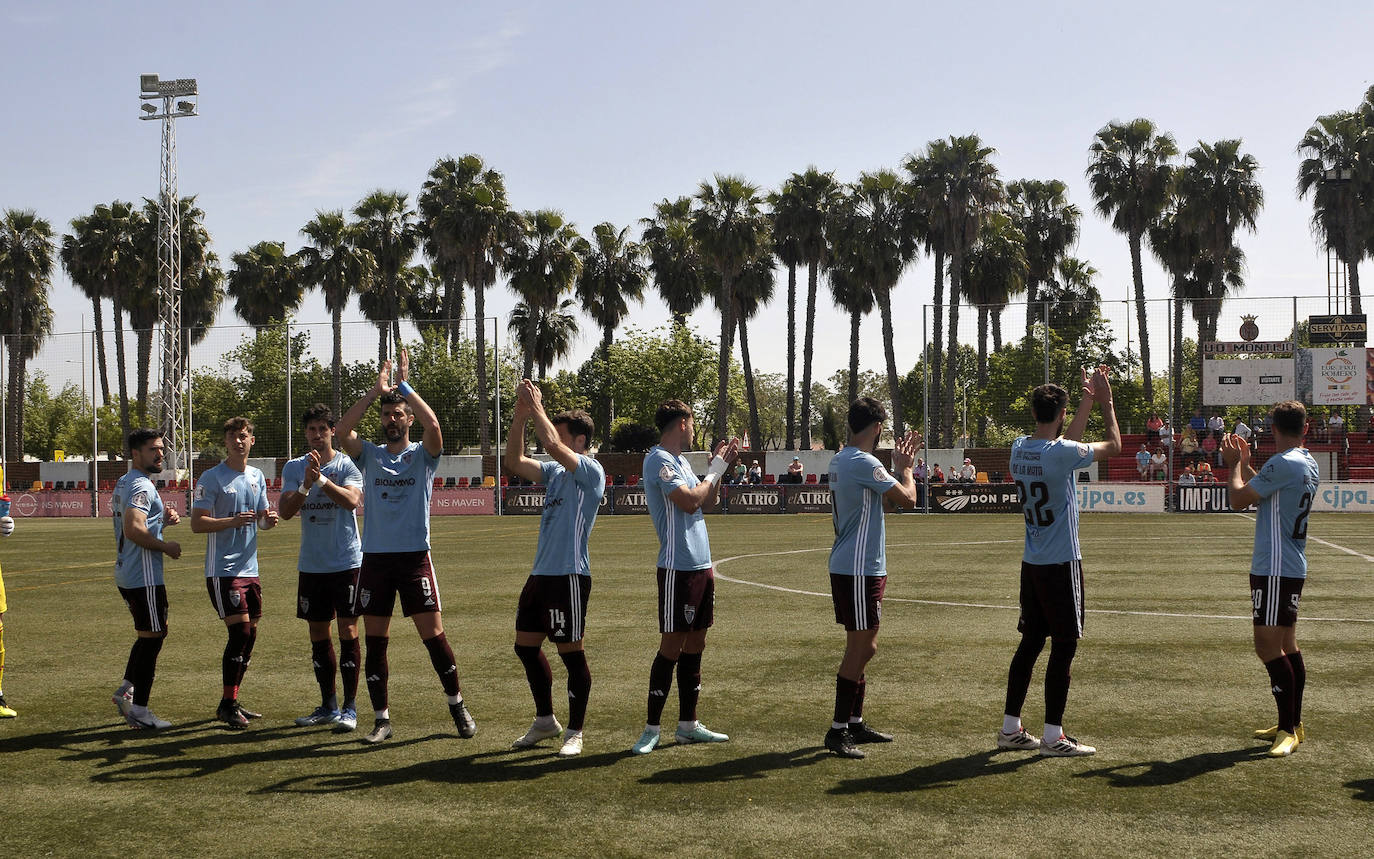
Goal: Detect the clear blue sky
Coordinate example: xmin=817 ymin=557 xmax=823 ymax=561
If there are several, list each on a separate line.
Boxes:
xmin=4 ymin=0 xmax=1370 ymax=389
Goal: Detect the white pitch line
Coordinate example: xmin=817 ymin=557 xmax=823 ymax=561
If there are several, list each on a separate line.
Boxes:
xmin=714 ymin=542 xmax=1374 ymax=625
xmin=1230 ymin=512 xmax=1374 ymax=563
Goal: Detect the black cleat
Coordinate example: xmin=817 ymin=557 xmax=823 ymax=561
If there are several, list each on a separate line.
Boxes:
xmin=363 ymin=718 xmax=393 ymax=744
xmin=825 ymin=727 xmax=865 ymax=759
xmin=217 ymin=699 xmax=249 ymax=729
xmin=847 ymin=721 xmax=894 ymax=744
xmin=450 ymin=701 xmax=477 ymax=738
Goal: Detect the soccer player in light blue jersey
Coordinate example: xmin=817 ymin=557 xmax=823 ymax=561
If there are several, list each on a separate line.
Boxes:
xmin=822 ymin=397 xmax=921 ymax=759
xmin=997 ymin=366 xmax=1119 ymax=757
xmin=110 ymin=428 xmax=182 ymax=730
xmin=279 ymin=404 xmax=365 ymax=732
xmin=1223 ymin=401 xmax=1319 ymax=757
xmin=335 ymin=351 xmax=473 ymax=745
xmin=191 ymin=417 xmax=278 ymax=729
xmin=504 ymin=380 xmax=604 ymax=758
xmin=631 ymin=399 xmax=739 ymax=755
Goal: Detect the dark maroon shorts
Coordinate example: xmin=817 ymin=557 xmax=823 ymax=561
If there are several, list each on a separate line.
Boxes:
xmin=119 ymin=585 xmax=169 ymax=633
xmin=1017 ymin=560 xmax=1084 ymax=640
xmin=656 ymin=567 xmax=715 ymax=633
xmin=515 ymin=574 xmax=591 ymax=642
xmin=207 ymin=577 xmax=263 ymax=620
xmin=830 ymin=574 xmax=887 ymax=631
xmin=1251 ymin=574 xmax=1303 ymax=627
xmin=296 ymin=568 xmax=360 ymax=622
xmin=355 ymin=551 xmax=442 ymax=617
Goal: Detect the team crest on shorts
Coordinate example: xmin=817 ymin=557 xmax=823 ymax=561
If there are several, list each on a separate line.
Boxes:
xmin=229 ymin=590 xmax=242 ymax=608
xmin=684 ymin=605 xmax=696 ymax=623
xmin=299 ymin=596 xmax=309 ymax=613
xmin=359 ymin=588 xmax=371 ymax=607
xmin=659 ymin=464 xmax=676 ymax=483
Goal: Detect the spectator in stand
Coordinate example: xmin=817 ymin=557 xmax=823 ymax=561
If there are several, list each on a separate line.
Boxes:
xmin=1135 ymin=443 xmax=1152 ymax=480
xmin=1234 ymin=418 xmax=1254 ymax=453
xmin=1208 ymin=412 xmax=1226 ymax=444
xmin=1190 ymin=408 xmax=1207 ymax=438
xmin=1145 ymin=412 xmax=1164 ymax=444
xmin=1180 ymin=428 xmax=1201 ymax=466
xmin=915 ymin=458 xmax=927 ymax=481
xmin=747 ymin=460 xmax=762 ymax=484
xmin=731 ymin=461 xmax=748 ymax=485
xmin=1202 ymin=432 xmax=1222 ymax=467
xmin=958 ymin=458 xmax=977 ymax=482
xmin=1150 ymin=446 xmax=1168 ymax=481
xmin=1160 ymin=419 xmax=1174 ymax=453
xmin=1328 ymin=411 xmax=1345 ymax=444
xmin=931 ymin=464 xmax=945 ymax=483
xmin=786 ymin=456 xmax=805 ymax=484
xmin=1178 ymin=464 xmax=1197 ymax=485
xmin=1196 ymin=460 xmax=1215 ymax=482
xmin=1254 ymin=413 xmax=1269 ymax=439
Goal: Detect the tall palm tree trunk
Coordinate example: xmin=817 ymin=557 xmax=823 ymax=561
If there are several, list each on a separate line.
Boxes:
xmin=443 ymin=275 xmax=460 ymax=355
xmin=930 ymin=250 xmax=946 ymax=447
xmin=944 ymin=252 xmax=963 ymax=445
xmin=376 ymin=325 xmax=388 ymax=368
xmin=474 ymin=276 xmax=490 ymax=454
xmin=800 ymin=261 xmax=819 ymax=450
xmin=977 ymin=304 xmax=990 ymax=443
xmin=714 ymin=271 xmax=735 ymax=445
xmin=1130 ymin=230 xmax=1154 ymax=403
xmin=332 ymin=305 xmax=343 ymax=414
xmin=136 ymin=327 xmax=154 ymax=426
xmin=848 ymin=308 xmax=861 ymax=404
xmin=6 ymin=343 xmax=19 ymax=460
xmin=785 ymin=262 xmax=797 ymax=449
xmin=92 ymin=297 xmax=111 ymax=405
xmin=111 ymin=288 xmax=132 ymax=455
xmin=1171 ymin=287 xmax=1184 ymax=419
xmin=876 ymin=285 xmax=904 ymax=436
xmin=1346 ymin=201 xmax=1363 ymax=315
xmin=522 ymin=311 xmax=538 ymax=381
xmin=992 ymin=306 xmax=1004 ymax=352
xmin=599 ymin=329 xmax=613 ymax=448
xmin=391 ymin=317 xmax=402 ymax=361
xmin=738 ymin=310 xmax=762 ymax=452
xmin=1023 ymin=277 xmax=1039 ymax=342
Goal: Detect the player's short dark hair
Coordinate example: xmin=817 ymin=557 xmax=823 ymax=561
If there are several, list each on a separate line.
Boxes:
xmin=378 ymin=391 xmax=411 ymax=413
xmin=1272 ymin=401 xmax=1306 ymax=436
xmin=847 ymin=397 xmax=887 ymax=434
xmin=552 ymin=410 xmax=594 ymax=446
xmin=128 ymin=427 xmax=163 ymax=451
xmin=302 ymin=403 xmax=335 ymax=428
xmin=1030 ymin=384 xmax=1069 ymax=424
xmin=224 ymin=416 xmax=254 ymax=435
xmin=655 ymin=399 xmax=692 ymax=431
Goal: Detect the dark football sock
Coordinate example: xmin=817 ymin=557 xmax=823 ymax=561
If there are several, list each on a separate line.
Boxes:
xmin=364 ymin=635 xmax=390 ymax=712
xmin=311 ymin=639 xmax=337 ymax=706
xmin=850 ymin=674 xmax=866 ymax=722
xmin=677 ymin=651 xmax=703 ymax=723
xmin=1004 ymin=634 xmax=1045 ymax=718
xmin=1264 ymin=655 xmax=1296 ymax=733
xmin=833 ymin=674 xmax=860 ymax=727
xmin=422 ymin=632 xmax=461 ymax=696
xmin=515 ymin=644 xmax=555 ymax=717
xmin=646 ymin=652 xmax=677 ymax=727
xmin=1288 ymin=650 xmax=1305 ymax=725
xmin=131 ymin=636 xmax=164 ymax=708
xmin=560 ymin=650 xmax=592 ymax=732
xmin=1044 ymin=638 xmax=1078 ymax=728
xmin=223 ymin=621 xmax=252 ymax=693
xmin=338 ymin=637 xmax=361 ymax=705
xmin=237 ymin=623 xmax=258 ymax=687
xmin=123 ymin=641 xmax=140 ymax=688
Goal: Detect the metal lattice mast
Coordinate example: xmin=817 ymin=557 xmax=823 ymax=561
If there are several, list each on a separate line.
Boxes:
xmin=140 ymin=75 xmax=197 ymax=470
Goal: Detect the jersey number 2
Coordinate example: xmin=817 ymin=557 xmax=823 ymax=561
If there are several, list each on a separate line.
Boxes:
xmin=1292 ymin=491 xmax=1312 ymax=540
xmin=1016 ymin=480 xmax=1054 ymax=527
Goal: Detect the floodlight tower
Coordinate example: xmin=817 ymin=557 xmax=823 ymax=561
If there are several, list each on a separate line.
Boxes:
xmin=139 ymin=74 xmax=197 ymax=470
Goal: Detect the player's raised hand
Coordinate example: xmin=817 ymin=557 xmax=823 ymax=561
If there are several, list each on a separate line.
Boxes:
xmin=892 ymin=430 xmax=917 ymax=471
xmin=1089 ymin=365 xmax=1113 ymax=403
xmin=375 ymin=358 xmax=394 ymax=394
xmin=305 ymin=450 xmax=322 ymax=484
xmin=397 ymin=348 xmax=410 ymax=382
xmin=525 ymin=379 xmax=544 ymax=410
xmin=714 ymin=437 xmax=741 ymax=465
xmin=1221 ymin=432 xmax=1249 ymax=468
xmin=1079 ymin=366 xmax=1094 ymax=401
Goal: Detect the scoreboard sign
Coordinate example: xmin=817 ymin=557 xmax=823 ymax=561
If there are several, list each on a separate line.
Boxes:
xmin=1202 ymin=358 xmax=1294 ymax=405
xmin=1308 ymin=314 xmax=1367 ymax=345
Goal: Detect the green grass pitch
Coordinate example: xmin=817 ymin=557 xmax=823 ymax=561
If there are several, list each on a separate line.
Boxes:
xmin=2 ymin=512 xmax=1373 ymax=856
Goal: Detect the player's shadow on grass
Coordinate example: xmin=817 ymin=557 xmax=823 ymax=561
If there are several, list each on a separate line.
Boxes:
xmin=827 ymin=749 xmax=1040 ymax=795
xmin=1346 ymin=778 xmax=1374 ymax=802
xmin=257 ymin=747 xmax=629 ymax=794
xmin=1073 ymin=746 xmax=1264 ymax=788
xmin=638 ymin=747 xmax=828 ymax=784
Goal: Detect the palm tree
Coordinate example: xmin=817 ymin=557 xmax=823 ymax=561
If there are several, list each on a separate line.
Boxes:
xmin=963 ymin=212 xmax=1028 ymax=426
xmin=507 ymin=210 xmax=582 ymax=380
xmin=1006 ymin=179 xmax=1080 ymax=341
xmin=352 ymin=190 xmax=419 ymax=365
xmin=0 ymin=210 xmax=56 ymax=461
xmin=1086 ymin=119 xmax=1177 ymax=405
xmin=226 ymin=241 xmax=304 ymax=329
xmin=641 ymin=197 xmax=706 ymax=329
xmin=418 ymin=156 xmax=480 ymax=353
xmin=769 ymin=168 xmax=841 ymax=450
xmin=508 ymin=297 xmax=580 ymax=379
xmin=903 ymin=150 xmax=948 ymax=443
xmin=299 ymin=210 xmax=376 ymax=411
xmin=691 ymin=175 xmax=769 ymax=444
xmin=826 ymin=203 xmax=875 ymax=405
xmin=1042 ymin=256 xmax=1100 ymax=349
xmin=574 ymin=222 xmax=647 ymax=447
xmin=1175 ymin=139 xmax=1263 ymax=353
xmin=919 ymin=135 xmax=1004 ymax=445
xmin=60 ymin=213 xmax=113 ymax=405
xmin=1148 ymin=205 xmax=1200 ymax=414
xmin=1297 ymin=110 xmax=1373 ymax=316
xmin=705 ymin=250 xmax=775 ymax=450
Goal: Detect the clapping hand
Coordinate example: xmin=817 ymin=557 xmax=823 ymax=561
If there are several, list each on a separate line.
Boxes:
xmin=714 ymin=437 xmax=742 ymax=465
xmin=892 ymin=430 xmax=920 ymax=472
xmin=1089 ymin=364 xmax=1112 ymax=403
xmin=304 ymin=450 xmax=322 ymax=487
xmin=375 ymin=358 xmax=394 ymax=395
xmin=1220 ymin=433 xmax=1249 ymax=468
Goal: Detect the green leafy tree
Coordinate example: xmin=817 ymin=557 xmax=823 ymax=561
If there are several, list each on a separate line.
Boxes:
xmin=508 ymin=298 xmax=580 ymax=380
xmin=226 ymin=240 xmax=304 ymax=329
xmin=418 ymin=156 xmax=481 ymax=352
xmin=0 ymin=209 xmax=56 ymax=460
xmin=641 ymin=196 xmax=705 ymax=328
xmin=963 ymin=211 xmax=1028 ymax=441
xmin=1007 ymin=179 xmax=1080 ymax=341
xmin=1296 ymin=108 xmax=1373 ymax=315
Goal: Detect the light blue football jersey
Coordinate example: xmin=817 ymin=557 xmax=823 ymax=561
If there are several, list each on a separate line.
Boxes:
xmin=1010 ymin=435 xmax=1093 ymax=565
xmin=1249 ymin=447 xmax=1319 ymax=579
xmin=828 ymin=446 xmax=899 ymax=577
xmin=357 ymin=440 xmax=438 ymax=553
xmin=644 ymin=446 xmax=712 ymax=571
xmin=531 ymin=455 xmax=605 ymax=576
xmin=192 ymin=462 xmax=269 ymax=578
xmin=112 ymin=469 xmax=166 ymax=588
xmin=281 ymin=452 xmax=364 ymax=573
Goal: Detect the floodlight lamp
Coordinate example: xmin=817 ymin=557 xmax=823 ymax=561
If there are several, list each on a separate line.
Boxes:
xmin=140 ymin=74 xmax=160 ymax=93
xmin=176 ymin=101 xmax=195 ymax=113
xmin=141 ymin=104 xmax=157 ymax=114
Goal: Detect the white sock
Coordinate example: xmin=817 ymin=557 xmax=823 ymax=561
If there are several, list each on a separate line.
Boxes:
xmin=1043 ymin=723 xmax=1063 ymax=744
xmin=376 ymin=708 xmax=390 ymax=721
xmin=533 ymin=714 xmax=557 ymax=729
xmin=678 ymin=720 xmax=697 ymax=732
xmin=643 ymin=723 xmax=660 ymax=735
xmin=1002 ymin=715 xmax=1022 ymax=734
xmin=832 ymin=721 xmax=848 ymax=730
xmin=446 ymin=694 xmax=461 ymax=706
xmin=848 ymin=716 xmax=863 ymax=725
xmin=563 ymin=729 xmax=582 ymax=739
